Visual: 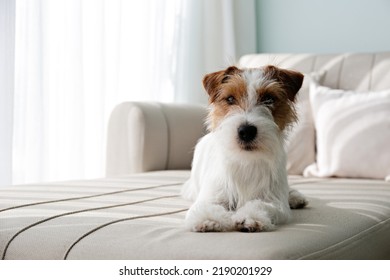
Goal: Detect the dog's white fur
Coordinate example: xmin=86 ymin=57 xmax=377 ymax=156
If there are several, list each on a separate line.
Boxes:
xmin=182 ymin=67 xmax=307 ymax=232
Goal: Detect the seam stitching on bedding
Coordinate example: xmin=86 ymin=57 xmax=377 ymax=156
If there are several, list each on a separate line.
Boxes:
xmin=63 ymin=208 xmax=188 ymax=260
xmin=1 ymin=195 xmax=181 ymax=260
xmin=0 ymin=182 xmax=183 ymax=213
xmin=298 ymin=216 xmax=390 ymax=259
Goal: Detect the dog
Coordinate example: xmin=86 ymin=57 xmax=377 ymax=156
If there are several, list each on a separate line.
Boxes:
xmin=181 ymin=65 xmax=308 ymax=232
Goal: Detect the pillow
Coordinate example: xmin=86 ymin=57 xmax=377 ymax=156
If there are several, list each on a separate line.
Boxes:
xmin=285 ymin=73 xmax=322 ymax=175
xmin=304 ymin=82 xmax=390 ymax=181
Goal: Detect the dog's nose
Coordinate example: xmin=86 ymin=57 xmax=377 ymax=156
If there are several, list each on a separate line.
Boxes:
xmin=238 ymin=124 xmax=257 ymax=143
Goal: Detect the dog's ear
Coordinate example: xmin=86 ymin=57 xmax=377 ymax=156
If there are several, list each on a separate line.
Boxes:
xmin=203 ymin=66 xmax=241 ymax=102
xmin=263 ymin=65 xmax=304 ymax=102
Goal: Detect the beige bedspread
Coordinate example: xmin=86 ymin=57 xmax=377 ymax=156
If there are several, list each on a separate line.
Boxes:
xmin=1 ymin=171 xmax=390 ymax=259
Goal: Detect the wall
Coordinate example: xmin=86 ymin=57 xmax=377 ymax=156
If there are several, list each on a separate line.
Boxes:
xmin=256 ymin=0 xmax=390 ymax=53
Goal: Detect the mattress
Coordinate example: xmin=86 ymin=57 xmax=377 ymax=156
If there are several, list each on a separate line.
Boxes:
xmin=1 ymin=170 xmax=390 ymax=260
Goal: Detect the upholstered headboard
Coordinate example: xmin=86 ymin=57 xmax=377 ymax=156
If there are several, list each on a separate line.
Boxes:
xmin=106 ymin=52 xmax=390 ymax=176
xmin=106 ymin=102 xmax=207 ymax=176
xmin=239 ymin=53 xmax=390 ymax=91
xmin=239 ymin=52 xmax=390 ymax=178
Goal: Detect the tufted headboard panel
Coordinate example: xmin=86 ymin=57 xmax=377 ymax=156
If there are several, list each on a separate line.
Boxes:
xmin=239 ymin=52 xmax=390 ymax=91
xmin=106 ymin=52 xmax=390 ymax=176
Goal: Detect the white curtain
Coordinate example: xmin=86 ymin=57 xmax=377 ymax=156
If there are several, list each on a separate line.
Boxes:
xmin=0 ymin=0 xmax=15 ymax=186
xmin=175 ymin=0 xmax=257 ymax=103
xmin=1 ymin=0 xmax=257 ymax=186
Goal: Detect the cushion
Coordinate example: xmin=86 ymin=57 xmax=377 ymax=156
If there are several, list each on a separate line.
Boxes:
xmin=285 ymin=74 xmax=319 ymax=175
xmin=304 ymin=81 xmax=390 ymax=181
xmin=1 ymin=171 xmax=390 ymax=260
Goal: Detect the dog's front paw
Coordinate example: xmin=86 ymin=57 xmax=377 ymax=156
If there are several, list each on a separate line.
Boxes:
xmin=233 ymin=217 xmax=273 ymax=232
xmin=289 ymin=189 xmax=308 ymax=209
xmin=232 ymin=210 xmax=274 ymax=232
xmin=192 ymin=219 xmax=227 ymax=232
xmin=185 ymin=202 xmax=233 ymax=232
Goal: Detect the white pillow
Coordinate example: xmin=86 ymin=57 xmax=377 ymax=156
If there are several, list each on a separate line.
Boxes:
xmin=285 ymin=73 xmax=320 ymax=175
xmin=304 ymin=82 xmax=390 ymax=181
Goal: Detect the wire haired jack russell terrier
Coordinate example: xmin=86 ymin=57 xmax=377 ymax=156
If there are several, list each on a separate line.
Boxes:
xmin=182 ymin=65 xmax=308 ymax=232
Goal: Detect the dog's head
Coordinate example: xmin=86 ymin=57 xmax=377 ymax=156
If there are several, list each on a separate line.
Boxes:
xmin=203 ymin=65 xmax=303 ymax=154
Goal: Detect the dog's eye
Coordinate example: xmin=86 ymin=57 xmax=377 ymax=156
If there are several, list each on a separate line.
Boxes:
xmin=260 ymin=94 xmax=276 ymax=106
xmin=226 ymin=96 xmax=236 ymax=105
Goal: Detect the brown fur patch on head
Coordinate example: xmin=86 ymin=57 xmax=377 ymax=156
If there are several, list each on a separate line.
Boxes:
xmin=256 ymin=81 xmax=297 ymax=131
xmin=202 ymin=65 xmax=304 ymax=132
xmin=202 ymin=66 xmax=242 ymax=101
xmin=263 ymin=65 xmax=304 ymax=102
xmin=260 ymin=65 xmax=304 ymax=130
xmin=203 ymin=66 xmax=246 ymax=130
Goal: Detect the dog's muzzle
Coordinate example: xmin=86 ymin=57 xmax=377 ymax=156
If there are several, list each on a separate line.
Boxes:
xmin=237 ymin=123 xmax=257 ymax=143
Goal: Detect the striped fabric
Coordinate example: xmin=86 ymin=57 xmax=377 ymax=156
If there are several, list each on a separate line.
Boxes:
xmin=1 ymin=171 xmax=390 ymax=259
xmin=0 ymin=171 xmax=190 ymax=260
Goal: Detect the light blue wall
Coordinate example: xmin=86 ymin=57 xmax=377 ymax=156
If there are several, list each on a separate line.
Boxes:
xmin=256 ymin=0 xmax=390 ymax=53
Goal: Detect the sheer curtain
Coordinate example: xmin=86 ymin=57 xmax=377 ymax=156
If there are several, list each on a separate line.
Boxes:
xmin=13 ymin=0 xmax=184 ymax=184
xmin=175 ymin=0 xmax=257 ymax=103
xmin=1 ymin=0 xmax=257 ymax=186
xmin=0 ymin=0 xmax=15 ymax=186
